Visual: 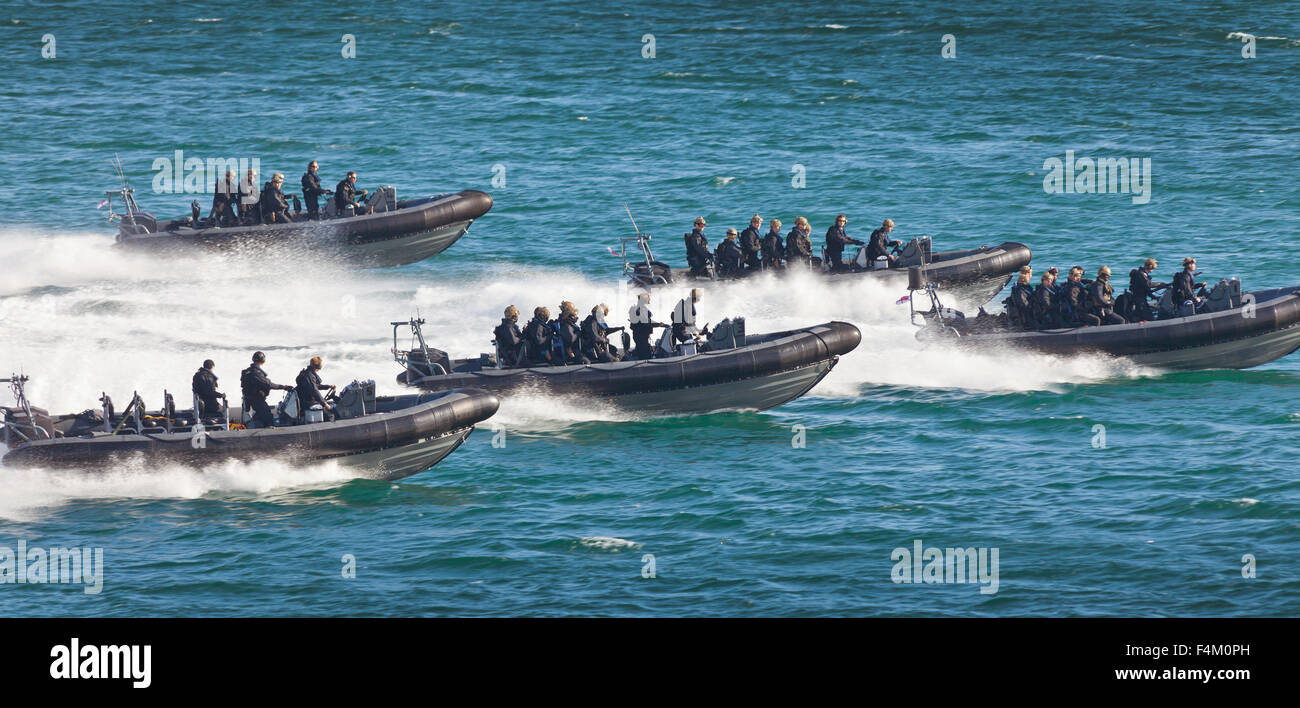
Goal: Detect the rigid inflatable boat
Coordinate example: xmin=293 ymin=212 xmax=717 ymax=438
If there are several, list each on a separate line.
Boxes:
xmin=909 ymin=273 xmax=1300 ymax=370
xmin=391 ymin=317 xmax=861 ymax=415
xmin=620 ymin=232 xmax=1031 ymax=309
xmin=1 ymin=376 xmax=499 ymax=480
xmin=106 ymin=179 xmax=493 ymax=268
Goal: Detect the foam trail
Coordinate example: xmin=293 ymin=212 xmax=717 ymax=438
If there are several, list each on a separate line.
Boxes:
xmin=0 ymin=228 xmax=1147 ymax=424
xmin=410 ymin=265 xmax=1150 ymax=395
xmin=0 ymin=453 xmax=357 ymax=522
xmin=0 ymin=227 xmax=428 ymax=410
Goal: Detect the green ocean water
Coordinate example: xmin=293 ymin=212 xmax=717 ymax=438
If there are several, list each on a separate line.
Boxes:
xmin=0 ymin=0 xmax=1296 ymax=616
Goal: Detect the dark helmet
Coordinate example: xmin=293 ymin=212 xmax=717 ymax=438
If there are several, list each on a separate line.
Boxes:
xmin=252 ymin=351 xmax=266 ymax=364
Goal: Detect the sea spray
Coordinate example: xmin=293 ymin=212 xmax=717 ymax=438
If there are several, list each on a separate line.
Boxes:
xmin=3 ymin=228 xmax=1151 ymax=420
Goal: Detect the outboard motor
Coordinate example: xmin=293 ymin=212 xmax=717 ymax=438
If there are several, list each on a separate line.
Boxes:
xmin=1 ymin=405 xmax=55 ymax=446
xmin=939 ymin=307 xmax=966 ymax=323
xmin=407 ymin=347 xmax=452 ymax=377
xmin=118 ymin=211 xmax=158 ymax=236
xmin=631 ymin=261 xmax=674 ymax=286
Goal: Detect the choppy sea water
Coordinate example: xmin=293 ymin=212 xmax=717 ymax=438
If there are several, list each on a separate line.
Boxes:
xmin=0 ymin=1 xmax=1296 ymax=616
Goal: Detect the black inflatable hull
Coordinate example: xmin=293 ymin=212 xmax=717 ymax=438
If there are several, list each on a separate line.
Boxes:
xmin=400 ymin=322 xmax=861 ymax=414
xmin=635 ymin=242 xmax=1031 ymax=309
xmin=115 ymin=190 xmax=493 ymax=268
xmin=1 ymin=389 xmax=500 ymax=480
xmin=932 ymin=286 xmax=1300 ymax=370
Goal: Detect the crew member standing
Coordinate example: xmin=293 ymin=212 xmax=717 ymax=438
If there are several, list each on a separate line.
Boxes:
xmin=739 ymin=215 xmax=764 ymax=272
xmin=581 ymin=304 xmax=624 ymax=363
xmin=824 ymin=214 xmax=863 ymax=272
xmin=335 ymin=171 xmax=370 ymax=216
xmin=494 ymin=306 xmax=525 ymax=367
xmin=191 ymin=359 xmax=225 ymax=422
xmin=628 ymin=292 xmax=666 ymax=360
xmin=240 ymin=351 xmax=293 ymax=428
xmin=671 ymin=288 xmax=705 ymax=344
xmin=867 ymin=219 xmax=900 ymax=266
xmin=301 ymin=161 xmax=330 ymax=220
xmin=295 ymin=356 xmax=337 ymax=422
xmin=785 ymin=217 xmax=814 ymax=268
xmin=684 ymin=217 xmax=712 ymax=278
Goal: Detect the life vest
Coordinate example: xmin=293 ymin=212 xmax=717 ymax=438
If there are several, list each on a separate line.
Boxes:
xmin=548 ymin=320 xmax=567 ymax=359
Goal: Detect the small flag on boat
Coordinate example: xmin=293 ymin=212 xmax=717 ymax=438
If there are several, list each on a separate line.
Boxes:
xmin=606 ymin=246 xmax=620 ymax=256
xmin=96 ymin=199 xmax=109 ymax=208
xmin=895 ymin=294 xmax=910 ymax=305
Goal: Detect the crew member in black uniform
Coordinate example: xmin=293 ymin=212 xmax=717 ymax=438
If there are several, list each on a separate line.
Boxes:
xmin=301 ymin=161 xmax=331 ymax=220
xmin=295 ymin=356 xmax=337 ymax=422
xmin=739 ymin=215 xmax=764 ymax=272
xmin=580 ymin=304 xmax=624 ymax=363
xmin=1056 ymin=266 xmax=1090 ymax=326
xmin=628 ymin=292 xmax=667 ymax=360
xmin=715 ymin=229 xmax=745 ymax=278
xmin=523 ymin=306 xmax=555 ymax=366
xmin=334 ymin=171 xmax=370 ymax=216
xmin=494 ymin=306 xmax=525 ymax=367
xmin=240 ymin=351 xmax=293 ymax=428
xmin=1005 ymin=267 xmax=1035 ymax=330
xmin=1033 ymin=268 xmax=1061 ymax=328
xmin=824 ymin=214 xmax=864 ymax=272
xmin=684 ymin=217 xmax=712 ymax=278
xmin=1128 ymin=258 xmax=1167 ymax=321
xmin=785 ymin=217 xmax=814 ymax=268
xmin=259 ymin=173 xmax=293 ymax=224
xmin=760 ymin=218 xmax=784 ymax=270
xmin=191 ymin=359 xmax=224 ymax=422
xmin=1170 ymin=257 xmax=1205 ymax=315
xmin=239 ymin=168 xmax=260 ymax=223
xmin=1086 ymin=266 xmax=1126 ymax=325
xmin=552 ymin=301 xmax=587 ymax=364
xmin=866 ymin=219 xmax=901 ymax=267
xmin=210 ymin=170 xmax=239 ymax=226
